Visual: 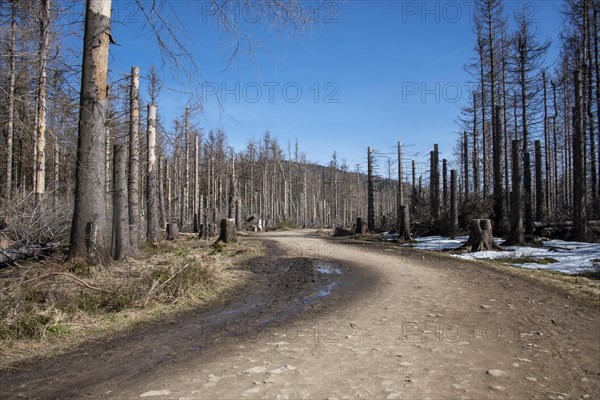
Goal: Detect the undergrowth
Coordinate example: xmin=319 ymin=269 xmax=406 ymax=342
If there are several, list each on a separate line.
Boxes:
xmin=0 ymin=238 xmax=260 ymax=366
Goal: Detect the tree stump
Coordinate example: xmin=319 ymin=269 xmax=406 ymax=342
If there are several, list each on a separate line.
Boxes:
xmin=355 ymin=217 xmax=367 ymax=234
xmin=217 ymin=218 xmax=237 ymax=243
xmin=166 ymin=223 xmax=179 ymax=241
xmin=456 ymin=219 xmax=503 ymax=252
xmin=398 ymin=205 xmax=412 ymax=242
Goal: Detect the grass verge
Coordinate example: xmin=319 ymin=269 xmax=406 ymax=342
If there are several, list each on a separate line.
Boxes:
xmin=0 ymin=237 xmax=262 ymax=369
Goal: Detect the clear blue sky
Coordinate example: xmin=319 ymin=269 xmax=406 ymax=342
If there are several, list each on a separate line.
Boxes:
xmin=98 ymin=0 xmax=563 ymax=175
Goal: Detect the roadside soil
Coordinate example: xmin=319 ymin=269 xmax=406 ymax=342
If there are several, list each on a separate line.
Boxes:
xmin=1 ymin=229 xmax=598 ymax=399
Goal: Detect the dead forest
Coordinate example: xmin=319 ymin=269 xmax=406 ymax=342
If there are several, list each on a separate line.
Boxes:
xmin=0 ymin=0 xmax=599 ymax=265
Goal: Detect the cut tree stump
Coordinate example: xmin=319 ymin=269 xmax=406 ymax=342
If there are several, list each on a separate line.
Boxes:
xmin=355 ymin=217 xmax=367 ymax=235
xmin=455 ymin=219 xmax=503 ymax=253
xmin=166 ymin=223 xmax=179 ymax=241
xmin=217 ymin=218 xmax=237 ymax=243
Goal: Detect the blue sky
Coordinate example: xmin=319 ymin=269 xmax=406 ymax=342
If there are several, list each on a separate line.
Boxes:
xmin=101 ymin=0 xmax=564 ymax=174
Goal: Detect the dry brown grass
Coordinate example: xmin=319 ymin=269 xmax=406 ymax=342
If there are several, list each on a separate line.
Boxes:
xmin=0 ymin=237 xmax=262 ymax=369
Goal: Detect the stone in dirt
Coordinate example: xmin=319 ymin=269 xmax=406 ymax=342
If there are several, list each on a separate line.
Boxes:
xmin=139 ymin=390 xmax=172 ymax=397
xmin=486 ymin=369 xmax=506 ymax=377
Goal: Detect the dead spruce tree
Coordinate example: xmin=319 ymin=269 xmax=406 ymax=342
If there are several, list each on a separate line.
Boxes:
xmin=69 ymin=0 xmax=112 ymax=262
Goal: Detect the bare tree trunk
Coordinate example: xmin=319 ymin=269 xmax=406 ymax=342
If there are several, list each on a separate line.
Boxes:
xmin=217 ymin=218 xmax=237 ymax=243
xmin=463 ymin=131 xmax=470 ymax=198
xmin=367 ymin=147 xmax=375 ymax=231
xmin=573 ymin=69 xmax=588 ymax=239
xmin=69 ymin=0 xmax=112 ymax=263
xmin=398 ymin=205 xmax=412 ymax=242
xmin=4 ymin=2 xmax=17 ymax=200
xmin=112 ymin=142 xmax=130 ymax=260
xmin=472 ymin=95 xmax=480 ymax=195
xmin=493 ymin=105 xmax=505 ymax=234
xmin=535 ymin=140 xmax=544 ymax=222
xmin=146 ymin=104 xmax=159 ymax=242
xmin=158 ymin=156 xmax=166 ymax=229
xmin=34 ymin=0 xmax=50 ymax=206
xmin=508 ymin=140 xmax=525 ymax=245
xmin=128 ymin=66 xmax=140 ymax=251
xmin=542 ymin=71 xmax=551 ymax=214
xmin=180 ymin=108 xmax=189 ymax=229
xmin=166 ymin=223 xmax=179 ymax=240
xmin=449 ymin=170 xmax=458 ymax=239
xmin=587 ymin=8 xmax=597 ymax=204
xmin=193 ymin=132 xmax=199 ymax=232
xmin=430 ymin=144 xmax=440 ymax=220
xmin=442 ymin=159 xmax=448 ymax=210
xmin=53 ymin=130 xmax=59 ymax=208
xmin=397 ymin=142 xmax=404 ymax=213
xmin=105 ymin=126 xmax=111 ymax=205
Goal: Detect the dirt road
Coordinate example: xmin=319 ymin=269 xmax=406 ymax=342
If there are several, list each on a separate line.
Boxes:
xmin=1 ymin=230 xmax=598 ymax=399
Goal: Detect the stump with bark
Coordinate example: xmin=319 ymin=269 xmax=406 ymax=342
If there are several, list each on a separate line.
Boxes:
xmin=217 ymin=218 xmax=237 ymax=243
xmin=355 ymin=217 xmax=367 ymax=235
xmin=166 ymin=223 xmax=179 ymax=241
xmin=398 ymin=205 xmax=413 ymax=242
xmin=456 ymin=219 xmax=503 ymax=252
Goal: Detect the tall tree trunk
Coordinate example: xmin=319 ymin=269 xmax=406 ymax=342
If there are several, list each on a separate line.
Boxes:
xmin=105 ymin=125 xmax=111 ymax=205
xmin=463 ymin=131 xmax=470 ymax=198
xmin=180 ymin=108 xmax=190 ymax=228
xmin=146 ymin=104 xmax=159 ymax=242
xmin=493 ymin=106 xmax=505 ymax=233
xmin=587 ymin=6 xmax=597 ymax=204
xmin=509 ymin=140 xmax=525 ymax=245
xmin=594 ymin=8 xmax=600 ymax=202
xmin=193 ymin=132 xmax=199 ymax=231
xmin=112 ymin=142 xmax=129 ymax=260
xmin=521 ymin=61 xmax=534 ymax=235
xmin=158 ymin=156 xmax=166 ymax=229
xmin=535 ymin=140 xmax=544 ymax=222
xmin=573 ymin=69 xmax=588 ymax=239
xmin=128 ymin=66 xmax=140 ymax=251
xmin=449 ymin=170 xmax=458 ymax=239
xmin=397 ymin=142 xmax=404 ymax=225
xmin=442 ymin=159 xmax=448 ymax=210
xmin=69 ymin=0 xmax=112 ymax=263
xmin=472 ymin=95 xmax=480 ymax=195
xmin=34 ymin=0 xmax=50 ymax=206
xmin=367 ymin=147 xmax=375 ymax=231
xmin=5 ymin=2 xmax=17 ymax=199
xmin=430 ymin=144 xmax=440 ymax=220
xmin=542 ymin=71 xmax=551 ymax=214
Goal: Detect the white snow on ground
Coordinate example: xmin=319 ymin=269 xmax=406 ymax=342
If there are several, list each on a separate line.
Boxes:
xmin=384 ymin=234 xmax=600 ymax=274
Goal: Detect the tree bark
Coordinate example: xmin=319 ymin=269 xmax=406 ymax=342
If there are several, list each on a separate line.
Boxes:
xmin=398 ymin=205 xmax=412 ymax=242
xmin=166 ymin=223 xmax=179 ymax=241
xmin=449 ymin=170 xmax=458 ymax=239
xmin=457 ymin=219 xmax=503 ymax=252
xmin=217 ymin=218 xmax=237 ymax=243
xmin=180 ymin=108 xmax=190 ymax=229
xmin=535 ymin=140 xmax=544 ymax=222
xmin=573 ymin=69 xmax=588 ymax=239
xmin=355 ymin=217 xmax=367 ymax=234
xmin=69 ymin=0 xmax=112 ymax=263
xmin=34 ymin=0 xmax=50 ymax=206
xmin=112 ymin=142 xmax=129 ymax=260
xmin=146 ymin=104 xmax=159 ymax=242
xmin=508 ymin=140 xmax=525 ymax=245
xmin=367 ymin=147 xmax=375 ymax=231
xmin=493 ymin=105 xmax=505 ymax=234
xmin=128 ymin=65 xmax=140 ymax=251
xmin=4 ymin=2 xmax=16 ymax=200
